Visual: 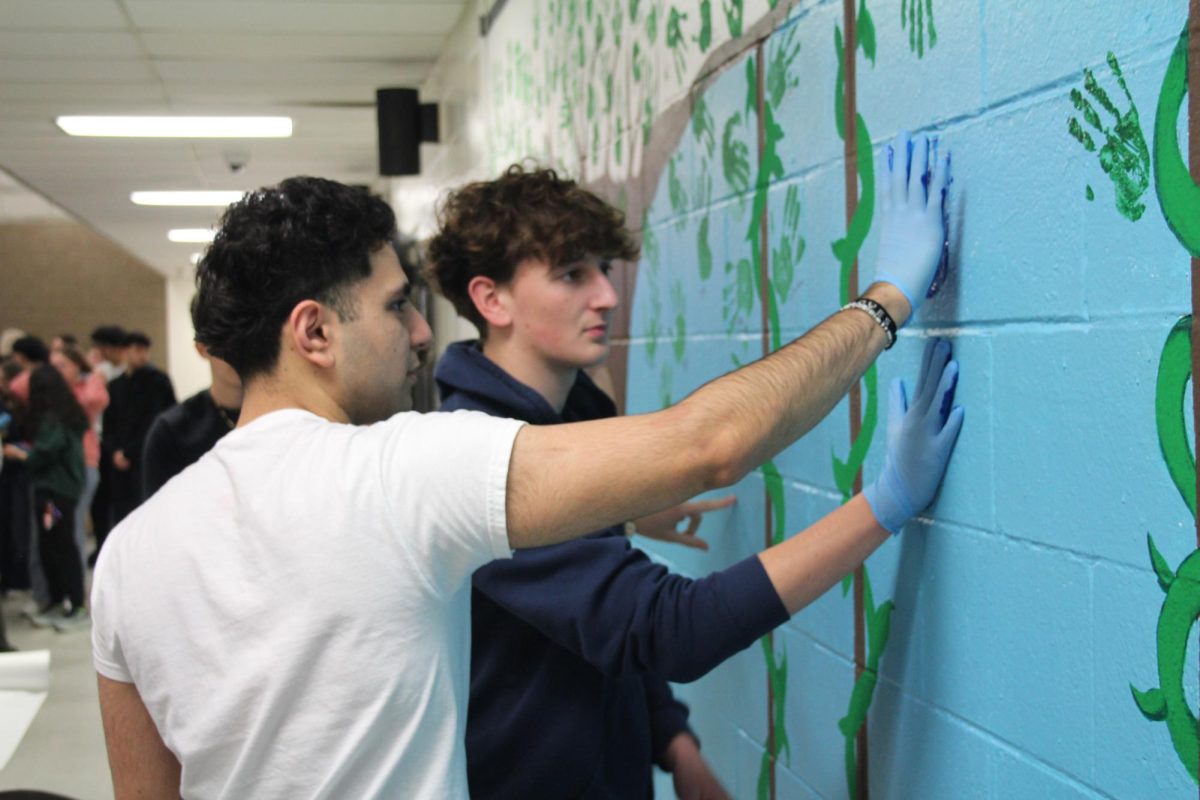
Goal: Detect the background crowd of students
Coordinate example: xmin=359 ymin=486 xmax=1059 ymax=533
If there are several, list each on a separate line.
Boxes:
xmin=0 ymin=326 xmax=175 ymax=649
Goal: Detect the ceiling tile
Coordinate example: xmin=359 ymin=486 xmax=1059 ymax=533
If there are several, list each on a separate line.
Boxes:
xmin=140 ymin=32 xmax=445 ymax=61
xmin=0 ymin=31 xmax=144 ymax=59
xmin=0 ymin=59 xmax=159 ymax=83
xmin=124 ymin=2 xmax=465 ymax=35
xmin=0 ymin=0 xmax=128 ymax=31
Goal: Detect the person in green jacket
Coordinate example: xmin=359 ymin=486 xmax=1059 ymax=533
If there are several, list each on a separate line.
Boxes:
xmin=3 ymin=364 xmax=88 ymax=629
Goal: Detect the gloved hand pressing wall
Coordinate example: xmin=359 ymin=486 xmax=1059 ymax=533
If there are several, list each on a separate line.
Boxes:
xmin=875 ymin=130 xmax=950 ymax=315
xmin=864 ymin=337 xmax=964 ymax=534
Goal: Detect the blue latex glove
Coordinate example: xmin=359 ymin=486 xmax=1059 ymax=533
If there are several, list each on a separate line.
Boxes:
xmin=864 ymin=338 xmax=965 ymax=534
xmin=875 ymin=130 xmax=951 ymax=316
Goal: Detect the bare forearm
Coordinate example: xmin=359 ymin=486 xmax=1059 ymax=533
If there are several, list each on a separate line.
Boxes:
xmin=758 ymin=494 xmax=889 ymax=615
xmin=683 ymin=282 xmax=907 ymax=484
xmin=505 ymin=284 xmax=905 ymax=549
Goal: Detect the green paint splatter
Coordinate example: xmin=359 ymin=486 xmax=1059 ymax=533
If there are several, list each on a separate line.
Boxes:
xmin=1067 ymin=52 xmax=1150 ymax=222
xmin=723 ymin=0 xmax=743 ymax=38
xmin=901 ymin=0 xmax=937 ymax=58
xmin=1156 ymin=317 xmax=1196 ymax=517
xmin=695 ymin=0 xmax=713 ymax=52
xmin=698 ymin=215 xmax=714 ymax=280
xmin=1086 ymin=185 xmax=1095 ymax=201
xmin=722 ymin=113 xmax=752 ymax=194
xmin=1154 ymin=25 xmax=1200 ymax=256
xmin=666 ymin=7 xmax=688 ymax=79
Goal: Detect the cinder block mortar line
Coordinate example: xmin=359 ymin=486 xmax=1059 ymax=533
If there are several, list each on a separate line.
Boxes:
xmin=980 ymin=36 xmax=1182 ymax=115
xmin=859 ymin=681 xmax=1116 ymax=799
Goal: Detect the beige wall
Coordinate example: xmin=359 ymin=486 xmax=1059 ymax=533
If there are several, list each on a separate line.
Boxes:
xmin=0 ymin=220 xmax=167 ymax=363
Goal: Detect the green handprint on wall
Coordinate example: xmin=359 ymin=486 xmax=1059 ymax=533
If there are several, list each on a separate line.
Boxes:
xmin=1067 ymin=52 xmax=1150 ymax=222
xmin=666 ymin=7 xmax=689 ymax=79
xmin=771 ymin=185 xmax=805 ymax=306
xmin=901 ymin=0 xmax=936 ymax=58
xmin=767 ymin=24 xmax=801 ymax=110
xmin=668 ymin=155 xmax=688 ymax=215
xmin=721 ymin=257 xmax=756 ymax=331
xmin=722 ymin=113 xmax=752 ymax=194
xmin=723 ymin=0 xmax=743 ymax=38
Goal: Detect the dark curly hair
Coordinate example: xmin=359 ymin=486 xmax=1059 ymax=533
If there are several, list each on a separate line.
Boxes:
xmin=28 ymin=364 xmax=87 ymax=436
xmin=425 ymin=164 xmax=638 ymax=335
xmin=193 ymin=176 xmax=397 ymax=379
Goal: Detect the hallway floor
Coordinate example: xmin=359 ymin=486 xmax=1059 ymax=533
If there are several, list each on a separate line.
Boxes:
xmin=0 ymin=592 xmax=112 ymax=800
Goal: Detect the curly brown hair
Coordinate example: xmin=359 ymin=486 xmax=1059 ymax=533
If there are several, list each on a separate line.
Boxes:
xmin=425 ymin=164 xmax=638 ymax=335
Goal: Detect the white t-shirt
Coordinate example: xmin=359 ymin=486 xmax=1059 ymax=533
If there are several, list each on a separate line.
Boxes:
xmin=91 ymin=408 xmax=524 ymax=799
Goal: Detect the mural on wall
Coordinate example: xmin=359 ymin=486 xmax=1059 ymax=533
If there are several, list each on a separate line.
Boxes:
xmin=1126 ymin=16 xmax=1200 ymax=784
xmin=483 ymin=0 xmax=1199 ymax=796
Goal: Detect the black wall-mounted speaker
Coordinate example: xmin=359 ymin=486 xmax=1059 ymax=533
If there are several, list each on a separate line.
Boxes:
xmin=376 ymin=88 xmax=440 ymax=177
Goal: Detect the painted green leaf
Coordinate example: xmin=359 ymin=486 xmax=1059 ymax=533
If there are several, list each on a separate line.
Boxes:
xmin=1147 ymin=534 xmax=1176 ymax=593
xmin=869 ymin=600 xmax=895 ymax=661
xmin=1156 ymin=317 xmax=1196 ymax=517
xmin=697 ymin=215 xmax=713 ymax=280
xmin=756 ymin=749 xmax=771 ymax=800
xmin=841 ymin=573 xmax=853 ymax=596
xmin=858 ymin=0 xmax=876 ymax=64
xmin=696 ymin=0 xmax=712 ymax=51
xmin=1131 ymin=684 xmax=1168 ymax=721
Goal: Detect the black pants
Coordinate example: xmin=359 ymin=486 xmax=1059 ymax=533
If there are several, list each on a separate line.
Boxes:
xmin=108 ymin=465 xmax=142 ymax=531
xmin=35 ymin=489 xmax=83 ymax=610
xmin=0 ymin=462 xmax=31 ymax=592
xmin=90 ymin=450 xmax=112 ymax=556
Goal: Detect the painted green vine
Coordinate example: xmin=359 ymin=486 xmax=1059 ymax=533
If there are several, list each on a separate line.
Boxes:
xmin=1130 ymin=21 xmax=1200 ymax=785
xmin=831 ymin=2 xmax=897 ymax=796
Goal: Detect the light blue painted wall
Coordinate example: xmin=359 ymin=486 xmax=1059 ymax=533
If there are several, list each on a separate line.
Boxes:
xmin=480 ymin=0 xmax=1198 ymax=796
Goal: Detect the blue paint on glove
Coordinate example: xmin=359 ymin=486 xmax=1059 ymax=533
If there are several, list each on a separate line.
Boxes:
xmin=864 ymin=337 xmax=965 ymax=534
xmin=875 ymin=130 xmax=951 ymax=316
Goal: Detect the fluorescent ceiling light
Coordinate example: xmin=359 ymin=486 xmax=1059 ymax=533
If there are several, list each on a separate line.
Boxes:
xmin=132 ymin=191 xmax=245 ymax=207
xmin=56 ymin=116 xmax=292 ymax=138
xmin=168 ymin=229 xmax=216 ymax=243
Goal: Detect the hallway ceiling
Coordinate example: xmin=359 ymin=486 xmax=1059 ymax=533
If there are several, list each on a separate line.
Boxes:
xmin=0 ymin=0 xmax=467 ymax=276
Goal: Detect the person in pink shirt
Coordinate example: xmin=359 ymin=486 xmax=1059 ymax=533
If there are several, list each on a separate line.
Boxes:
xmin=50 ymin=346 xmax=108 ymax=575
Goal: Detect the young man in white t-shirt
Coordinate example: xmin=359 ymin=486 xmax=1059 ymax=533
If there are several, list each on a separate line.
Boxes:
xmin=94 ymin=130 xmax=955 ymax=799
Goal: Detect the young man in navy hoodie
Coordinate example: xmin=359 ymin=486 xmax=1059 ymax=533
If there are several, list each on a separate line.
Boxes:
xmin=427 ymin=150 xmax=963 ymax=798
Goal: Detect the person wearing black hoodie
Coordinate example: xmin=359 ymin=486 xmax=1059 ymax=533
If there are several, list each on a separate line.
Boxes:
xmin=426 ymin=162 xmax=963 ymax=798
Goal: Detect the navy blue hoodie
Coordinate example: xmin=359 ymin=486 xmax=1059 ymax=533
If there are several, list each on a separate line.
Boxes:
xmin=436 ymin=341 xmax=789 ymax=799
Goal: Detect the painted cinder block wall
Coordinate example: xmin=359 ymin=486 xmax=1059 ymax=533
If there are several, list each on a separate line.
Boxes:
xmin=400 ymin=1 xmax=1199 ymax=796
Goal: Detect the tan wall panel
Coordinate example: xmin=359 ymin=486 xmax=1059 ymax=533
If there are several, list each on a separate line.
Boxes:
xmin=0 ymin=221 xmax=166 ymax=362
